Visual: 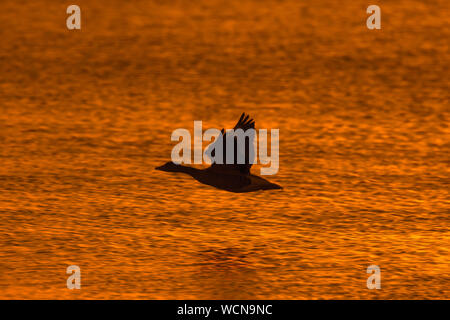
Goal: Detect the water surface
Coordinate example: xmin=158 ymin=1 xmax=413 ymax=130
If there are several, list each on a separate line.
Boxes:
xmin=0 ymin=0 xmax=448 ymax=299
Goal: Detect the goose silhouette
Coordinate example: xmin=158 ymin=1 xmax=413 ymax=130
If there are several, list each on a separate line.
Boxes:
xmin=156 ymin=113 xmax=282 ymax=193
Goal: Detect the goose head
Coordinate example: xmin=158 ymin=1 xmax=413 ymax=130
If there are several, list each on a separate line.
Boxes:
xmin=155 ymin=161 xmax=183 ymax=172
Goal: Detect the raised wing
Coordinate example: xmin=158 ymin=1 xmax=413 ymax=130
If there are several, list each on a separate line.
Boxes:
xmin=234 ymin=112 xmax=255 ymax=131
xmin=205 ymin=112 xmax=256 ymax=174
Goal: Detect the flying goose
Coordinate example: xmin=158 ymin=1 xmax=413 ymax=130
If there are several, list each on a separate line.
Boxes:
xmin=156 ymin=113 xmax=282 ymax=193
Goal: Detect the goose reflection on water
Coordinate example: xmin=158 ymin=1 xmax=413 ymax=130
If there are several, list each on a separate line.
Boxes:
xmin=156 ymin=113 xmax=282 ymax=193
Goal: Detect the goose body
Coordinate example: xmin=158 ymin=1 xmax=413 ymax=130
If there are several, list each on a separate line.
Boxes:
xmin=156 ymin=113 xmax=282 ymax=193
xmin=156 ymin=162 xmax=282 ymax=193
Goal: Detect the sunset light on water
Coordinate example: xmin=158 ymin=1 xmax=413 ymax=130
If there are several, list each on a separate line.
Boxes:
xmin=0 ymin=0 xmax=448 ymax=301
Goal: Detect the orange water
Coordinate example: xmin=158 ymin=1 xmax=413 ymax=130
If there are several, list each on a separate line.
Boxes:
xmin=0 ymin=0 xmax=448 ymax=299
